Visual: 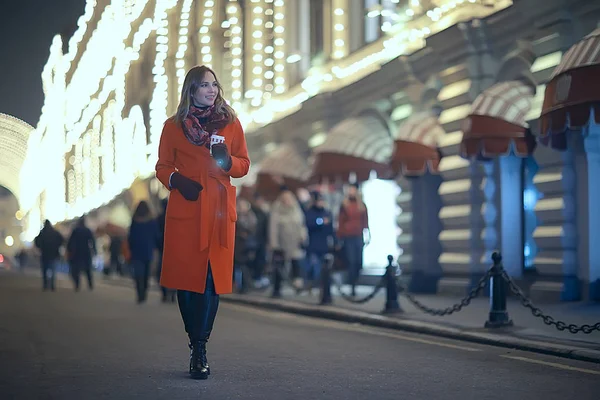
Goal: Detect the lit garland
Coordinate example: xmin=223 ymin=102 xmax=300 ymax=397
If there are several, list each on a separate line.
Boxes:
xmin=200 ymin=0 xmax=217 ymax=69
xmin=149 ymin=0 xmax=178 ymax=166
xmin=272 ymin=0 xmax=286 ymax=94
xmin=262 ymin=0 xmax=275 ymax=99
xmin=225 ymin=0 xmax=244 ymax=110
xmin=243 ymin=0 xmax=507 ymax=130
xmin=176 ymin=0 xmax=193 ymax=96
xmin=331 ymin=0 xmax=349 ymax=60
xmin=20 ymin=0 xmax=507 ymax=237
xmin=248 ymin=0 xmax=266 ymax=108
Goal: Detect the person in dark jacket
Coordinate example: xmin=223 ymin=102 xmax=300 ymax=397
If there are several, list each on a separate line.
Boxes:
xmin=128 ymin=201 xmax=159 ymax=303
xmin=34 ymin=220 xmax=65 ymax=291
xmin=156 ymin=198 xmax=175 ymax=303
xmin=305 ymin=191 xmax=336 ymax=292
xmin=106 ymin=235 xmax=124 ymax=277
xmin=67 ymin=216 xmax=97 ymax=291
xmin=249 ymin=193 xmax=269 ymax=287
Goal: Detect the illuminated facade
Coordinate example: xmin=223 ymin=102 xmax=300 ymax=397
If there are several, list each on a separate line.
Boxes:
xmin=22 ymin=0 xmax=600 ymax=300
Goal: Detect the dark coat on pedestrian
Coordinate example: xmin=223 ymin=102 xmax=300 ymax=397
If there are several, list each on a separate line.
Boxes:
xmin=34 ymin=220 xmax=64 ymax=263
xmin=128 ymin=215 xmax=160 ymax=263
xmin=305 ymin=205 xmax=335 ymax=255
xmin=66 ymin=218 xmax=96 ymax=266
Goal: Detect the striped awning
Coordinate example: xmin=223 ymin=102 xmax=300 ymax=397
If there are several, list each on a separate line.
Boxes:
xmin=540 ymin=28 xmax=600 ymax=150
xmin=256 ymin=143 xmax=311 ymax=200
xmin=390 ymin=111 xmax=445 ymax=176
xmin=461 ymin=81 xmax=536 ymax=159
xmin=310 ymin=116 xmax=393 ymax=183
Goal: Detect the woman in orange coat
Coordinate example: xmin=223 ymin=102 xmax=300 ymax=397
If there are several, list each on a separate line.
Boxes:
xmin=155 ymin=65 xmax=250 ymax=380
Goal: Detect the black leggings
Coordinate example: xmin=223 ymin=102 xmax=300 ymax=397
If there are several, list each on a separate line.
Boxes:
xmin=176 ymin=265 xmax=220 ymax=343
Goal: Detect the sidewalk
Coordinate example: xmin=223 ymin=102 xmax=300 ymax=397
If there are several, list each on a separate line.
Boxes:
xmin=221 ymin=281 xmax=600 ymax=363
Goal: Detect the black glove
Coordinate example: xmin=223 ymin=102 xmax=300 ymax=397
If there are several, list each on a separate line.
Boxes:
xmin=170 ymin=172 xmax=203 ymax=201
xmin=211 ymin=143 xmax=232 ymax=171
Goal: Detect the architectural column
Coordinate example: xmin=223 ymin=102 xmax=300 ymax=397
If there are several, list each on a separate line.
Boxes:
xmin=468 ymin=162 xmax=486 ymax=288
xmin=584 ymin=117 xmax=600 ymax=300
xmin=463 ymin=20 xmax=496 ymax=288
xmin=500 ymin=156 xmax=523 ymax=277
xmin=482 ymin=160 xmax=498 ymax=270
xmin=409 ymin=173 xmax=443 ymax=293
xmin=560 ymin=146 xmax=580 ymax=301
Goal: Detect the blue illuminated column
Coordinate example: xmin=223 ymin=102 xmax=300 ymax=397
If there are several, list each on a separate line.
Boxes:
xmin=500 ymin=155 xmax=524 ymax=278
xmin=584 ymin=117 xmax=600 ymax=301
xmin=523 ymin=156 xmax=540 ymax=271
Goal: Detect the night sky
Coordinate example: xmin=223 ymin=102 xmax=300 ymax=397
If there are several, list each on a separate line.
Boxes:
xmin=0 ymin=0 xmax=86 ymax=127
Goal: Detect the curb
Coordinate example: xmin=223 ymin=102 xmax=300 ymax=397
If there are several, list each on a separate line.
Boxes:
xmin=221 ymin=293 xmax=600 ymax=364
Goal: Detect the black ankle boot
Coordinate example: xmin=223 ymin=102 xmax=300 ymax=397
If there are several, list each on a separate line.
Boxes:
xmin=189 ymin=341 xmax=210 ymax=379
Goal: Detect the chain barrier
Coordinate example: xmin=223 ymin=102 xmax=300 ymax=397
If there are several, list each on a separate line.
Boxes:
xmin=399 ymin=270 xmax=492 ymax=316
xmin=332 ymin=276 xmax=386 ymax=304
xmin=500 ymin=270 xmax=600 ymax=334
xmin=238 ymin=248 xmax=600 ymax=334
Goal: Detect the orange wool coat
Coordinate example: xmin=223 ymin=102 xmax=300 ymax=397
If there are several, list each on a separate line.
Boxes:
xmin=155 ymin=117 xmax=250 ymax=294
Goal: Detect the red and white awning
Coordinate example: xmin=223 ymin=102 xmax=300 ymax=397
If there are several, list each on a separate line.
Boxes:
xmin=256 ymin=143 xmax=311 ymax=199
xmin=540 ymin=28 xmax=600 ymax=150
xmin=461 ymin=81 xmax=536 ymax=158
xmin=311 ymin=116 xmax=393 ymax=182
xmin=390 ymin=111 xmax=444 ymax=175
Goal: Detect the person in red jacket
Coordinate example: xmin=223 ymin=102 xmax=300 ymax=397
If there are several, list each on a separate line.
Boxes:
xmin=337 ymin=183 xmax=370 ymax=297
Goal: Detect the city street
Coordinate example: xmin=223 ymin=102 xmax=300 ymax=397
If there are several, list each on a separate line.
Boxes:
xmin=1 ymin=271 xmax=599 ymax=400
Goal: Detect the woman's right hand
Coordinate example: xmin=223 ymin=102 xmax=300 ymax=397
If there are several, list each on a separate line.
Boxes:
xmin=170 ymin=172 xmax=203 ymax=201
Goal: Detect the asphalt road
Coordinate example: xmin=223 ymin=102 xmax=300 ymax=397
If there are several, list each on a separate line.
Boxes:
xmin=1 ymin=271 xmax=599 ymax=400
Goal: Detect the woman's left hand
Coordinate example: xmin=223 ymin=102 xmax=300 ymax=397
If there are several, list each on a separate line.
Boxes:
xmin=211 ymin=143 xmax=232 ymax=171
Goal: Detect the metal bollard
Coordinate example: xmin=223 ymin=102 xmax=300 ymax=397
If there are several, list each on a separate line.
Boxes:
xmin=382 ymin=255 xmax=402 ymax=314
xmin=271 ymin=250 xmax=284 ymax=299
xmin=320 ymin=253 xmax=334 ymax=305
xmin=485 ymin=252 xmax=514 ymax=328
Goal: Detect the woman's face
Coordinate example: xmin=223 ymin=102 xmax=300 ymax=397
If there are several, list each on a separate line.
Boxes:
xmin=192 ymin=72 xmax=219 ymax=107
xmin=237 ymin=199 xmax=250 ymax=213
xmin=347 ymin=185 xmax=357 ymax=197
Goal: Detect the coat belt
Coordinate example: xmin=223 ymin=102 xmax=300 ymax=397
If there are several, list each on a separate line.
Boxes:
xmin=199 ymin=176 xmax=231 ymax=252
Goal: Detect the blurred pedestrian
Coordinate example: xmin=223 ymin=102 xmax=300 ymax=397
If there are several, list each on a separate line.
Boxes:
xmin=67 ymin=216 xmax=97 ymax=291
xmin=128 ymin=201 xmax=159 ymax=304
xmin=107 ymin=235 xmax=124 ymax=277
xmin=269 ymin=189 xmax=307 ymax=292
xmin=233 ymin=198 xmax=258 ymax=291
xmin=155 ymin=65 xmax=250 ymax=380
xmin=156 ymin=198 xmax=176 ymax=303
xmin=305 ymin=191 xmax=336 ymax=293
xmin=337 ymin=183 xmax=370 ymax=297
xmin=34 ymin=220 xmax=64 ymax=291
xmin=249 ymin=193 xmax=270 ymax=288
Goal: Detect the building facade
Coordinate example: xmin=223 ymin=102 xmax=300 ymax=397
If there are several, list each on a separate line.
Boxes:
xmin=20 ymin=0 xmax=600 ymax=300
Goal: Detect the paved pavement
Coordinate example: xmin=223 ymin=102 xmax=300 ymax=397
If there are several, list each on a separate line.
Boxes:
xmin=1 ymin=271 xmax=600 ymax=400
xmin=227 ymin=277 xmax=600 ymax=349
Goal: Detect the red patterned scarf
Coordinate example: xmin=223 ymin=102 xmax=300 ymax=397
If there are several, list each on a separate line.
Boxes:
xmin=182 ymin=105 xmax=228 ymax=148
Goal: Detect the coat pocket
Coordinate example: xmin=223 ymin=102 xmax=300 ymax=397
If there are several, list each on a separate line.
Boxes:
xmin=227 ymin=185 xmax=238 ymax=222
xmin=166 ymin=187 xmax=198 ymax=219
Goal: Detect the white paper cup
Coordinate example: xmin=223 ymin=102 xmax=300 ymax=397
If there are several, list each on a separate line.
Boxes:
xmin=210 ymin=134 xmax=225 ymax=156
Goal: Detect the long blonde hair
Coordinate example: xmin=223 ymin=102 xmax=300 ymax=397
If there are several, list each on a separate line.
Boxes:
xmin=173 ymin=65 xmax=236 ymax=125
